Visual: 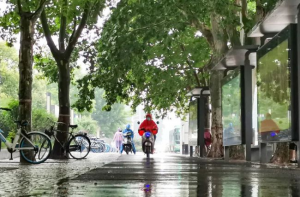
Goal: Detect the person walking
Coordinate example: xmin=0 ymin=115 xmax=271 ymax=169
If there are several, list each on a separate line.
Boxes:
xmin=113 ymin=128 xmax=123 ymax=153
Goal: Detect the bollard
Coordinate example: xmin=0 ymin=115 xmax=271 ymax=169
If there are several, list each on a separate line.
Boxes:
xmin=190 ymin=146 xmax=193 ymax=157
xmin=184 ymin=144 xmax=189 ymax=155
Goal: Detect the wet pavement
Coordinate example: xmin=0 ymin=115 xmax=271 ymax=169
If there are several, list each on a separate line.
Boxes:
xmin=57 ymin=153 xmax=300 ymax=197
xmin=2 ymin=153 xmax=300 ymax=196
xmin=0 ymin=153 xmax=120 ymax=196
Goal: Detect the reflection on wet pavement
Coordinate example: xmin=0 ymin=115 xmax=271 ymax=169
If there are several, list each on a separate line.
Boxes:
xmin=57 ymin=153 xmax=300 ymax=197
xmin=2 ymin=153 xmax=300 ymax=196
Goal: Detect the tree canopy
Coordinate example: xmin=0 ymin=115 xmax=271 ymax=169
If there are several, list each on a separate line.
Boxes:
xmin=74 ymin=0 xmax=221 ymax=117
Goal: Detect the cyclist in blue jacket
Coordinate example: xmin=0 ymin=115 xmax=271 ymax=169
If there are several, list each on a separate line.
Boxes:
xmin=120 ymin=124 xmax=136 ymax=154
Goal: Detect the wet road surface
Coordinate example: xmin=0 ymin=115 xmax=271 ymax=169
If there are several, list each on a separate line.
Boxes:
xmin=2 ymin=153 xmax=300 ymax=196
xmin=57 ymin=153 xmax=300 ymax=197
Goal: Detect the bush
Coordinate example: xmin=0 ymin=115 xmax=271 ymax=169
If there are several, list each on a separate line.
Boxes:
xmin=75 ymin=116 xmax=98 ymax=135
xmin=0 ymin=100 xmax=19 ymax=137
xmin=32 ymin=109 xmax=56 ymax=131
xmin=0 ymin=100 xmax=56 ymax=137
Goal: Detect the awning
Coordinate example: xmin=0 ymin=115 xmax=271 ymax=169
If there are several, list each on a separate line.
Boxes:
xmin=248 ymin=0 xmax=300 ymax=37
xmin=186 ymin=87 xmax=210 ymax=98
xmin=212 ymin=45 xmax=259 ymax=71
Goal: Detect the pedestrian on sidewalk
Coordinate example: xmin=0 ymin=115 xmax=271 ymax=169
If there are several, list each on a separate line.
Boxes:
xmin=113 ymin=128 xmax=123 ymax=153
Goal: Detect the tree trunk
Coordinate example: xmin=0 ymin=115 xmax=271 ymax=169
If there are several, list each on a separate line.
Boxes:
xmin=270 ymin=142 xmax=289 ymax=164
xmin=18 ymin=16 xmax=35 ymax=163
xmin=229 ymin=145 xmax=245 ymax=159
xmin=209 ymin=70 xmax=224 ymax=157
xmin=18 ymin=16 xmax=34 ymax=130
xmin=204 ymin=96 xmax=210 ymax=129
xmin=51 ymin=59 xmax=71 ymax=159
xmin=208 ymin=13 xmax=228 ymax=158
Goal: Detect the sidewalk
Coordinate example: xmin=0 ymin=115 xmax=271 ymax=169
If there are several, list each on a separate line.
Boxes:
xmin=0 ymin=152 xmax=120 ymax=196
xmin=177 ymin=153 xmax=299 ymax=170
xmin=0 ymin=149 xmax=19 ymax=160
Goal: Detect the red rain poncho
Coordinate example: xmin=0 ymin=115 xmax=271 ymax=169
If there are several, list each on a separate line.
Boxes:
xmin=138 ymin=114 xmax=158 ymax=136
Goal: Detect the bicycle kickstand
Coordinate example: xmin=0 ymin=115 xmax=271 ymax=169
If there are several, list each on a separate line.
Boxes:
xmin=9 ymin=138 xmax=13 ymax=160
xmin=9 ymin=152 xmax=13 ymax=160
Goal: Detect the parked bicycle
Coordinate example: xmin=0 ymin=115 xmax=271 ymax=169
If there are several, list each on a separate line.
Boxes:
xmin=0 ymin=108 xmax=52 ymax=164
xmin=44 ymin=120 xmax=91 ymax=159
xmin=90 ymin=137 xmax=106 ymax=153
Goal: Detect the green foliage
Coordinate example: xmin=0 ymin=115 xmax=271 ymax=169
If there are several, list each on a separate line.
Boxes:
xmin=0 ymin=99 xmax=56 ymax=136
xmin=222 ymin=72 xmax=241 ymax=131
xmin=75 ymin=116 xmax=98 ymax=135
xmin=34 ymin=54 xmax=58 ymax=83
xmin=0 ymin=100 xmax=19 ymax=137
xmin=91 ymin=89 xmax=129 ymax=138
xmin=257 ymin=37 xmax=290 ymax=131
xmin=74 ymin=0 xmax=220 ymax=117
xmin=32 ymin=109 xmax=56 ymax=131
xmin=0 ymin=42 xmax=19 ymax=102
xmin=261 ymin=0 xmax=279 ymax=13
xmin=6 ymin=131 xmax=16 ymax=142
xmin=0 ymin=0 xmax=47 ymax=45
xmin=0 ymin=42 xmax=50 ymax=110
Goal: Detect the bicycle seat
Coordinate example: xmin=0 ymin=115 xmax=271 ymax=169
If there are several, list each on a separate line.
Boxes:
xmin=14 ymin=120 xmax=29 ymax=126
xmin=69 ymin=125 xmax=78 ymax=129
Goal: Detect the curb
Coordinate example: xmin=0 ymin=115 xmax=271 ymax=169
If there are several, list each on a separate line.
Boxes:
xmin=174 ymin=154 xmax=299 ymax=170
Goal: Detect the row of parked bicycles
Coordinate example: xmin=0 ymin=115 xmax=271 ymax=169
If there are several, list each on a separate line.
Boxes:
xmin=0 ymin=107 xmax=115 ymax=164
xmin=90 ymin=137 xmax=116 ymax=153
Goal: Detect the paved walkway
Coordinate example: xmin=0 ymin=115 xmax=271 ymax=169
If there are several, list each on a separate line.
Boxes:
xmin=0 ymin=153 xmax=120 ymax=196
xmin=0 ymin=150 xmax=19 ymax=160
xmin=57 ymin=153 xmax=300 ymax=197
xmin=2 ymin=152 xmax=300 ymax=196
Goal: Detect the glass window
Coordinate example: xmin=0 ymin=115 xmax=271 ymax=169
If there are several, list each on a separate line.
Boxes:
xmin=222 ymin=70 xmax=242 ymax=146
xmin=257 ymin=39 xmax=291 ymax=142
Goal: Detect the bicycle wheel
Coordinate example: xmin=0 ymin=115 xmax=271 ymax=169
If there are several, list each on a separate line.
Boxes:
xmin=67 ymin=134 xmax=91 ymax=159
xmin=20 ymin=132 xmax=52 ymax=164
xmin=100 ymin=143 xmax=105 ymax=152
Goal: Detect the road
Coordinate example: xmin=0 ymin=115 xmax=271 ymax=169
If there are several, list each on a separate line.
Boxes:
xmin=54 ymin=153 xmax=300 ymax=197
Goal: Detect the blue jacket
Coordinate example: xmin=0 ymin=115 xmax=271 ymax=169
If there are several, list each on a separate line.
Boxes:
xmin=123 ymin=124 xmax=134 ymax=139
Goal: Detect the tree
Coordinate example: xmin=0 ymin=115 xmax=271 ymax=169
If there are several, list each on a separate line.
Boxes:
xmin=0 ymin=42 xmax=19 ymax=104
xmin=91 ymin=89 xmax=129 ymax=138
xmin=75 ymin=116 xmax=98 ymax=135
xmin=0 ymin=1 xmax=47 ymax=163
xmin=39 ymin=0 xmax=106 ymax=158
xmin=0 ymin=0 xmax=47 ymax=133
xmin=0 ymin=42 xmax=52 ymax=111
xmin=75 ymin=0 xmax=248 ymax=157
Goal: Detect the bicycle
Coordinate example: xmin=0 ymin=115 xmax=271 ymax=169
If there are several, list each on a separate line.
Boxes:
xmin=0 ymin=108 xmax=52 ymax=164
xmin=44 ymin=120 xmax=91 ymax=159
xmin=90 ymin=137 xmax=106 ymax=153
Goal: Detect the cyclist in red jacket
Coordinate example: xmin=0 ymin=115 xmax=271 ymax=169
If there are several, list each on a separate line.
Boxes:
xmin=138 ymin=113 xmax=158 ymax=140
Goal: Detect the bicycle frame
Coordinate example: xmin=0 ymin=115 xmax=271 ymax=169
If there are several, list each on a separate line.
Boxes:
xmin=0 ymin=127 xmax=35 ymax=151
xmin=52 ymin=129 xmax=75 ymax=150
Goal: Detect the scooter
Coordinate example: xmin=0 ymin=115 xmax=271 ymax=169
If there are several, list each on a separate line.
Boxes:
xmin=142 ymin=131 xmax=155 ymax=158
xmin=123 ymin=132 xmax=133 ymax=154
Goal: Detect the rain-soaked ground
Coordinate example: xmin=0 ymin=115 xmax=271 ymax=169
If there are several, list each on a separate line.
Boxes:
xmin=58 ymin=153 xmax=300 ymax=197
xmin=1 ymin=152 xmax=300 ymax=196
xmin=0 ymin=153 xmax=119 ymax=196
